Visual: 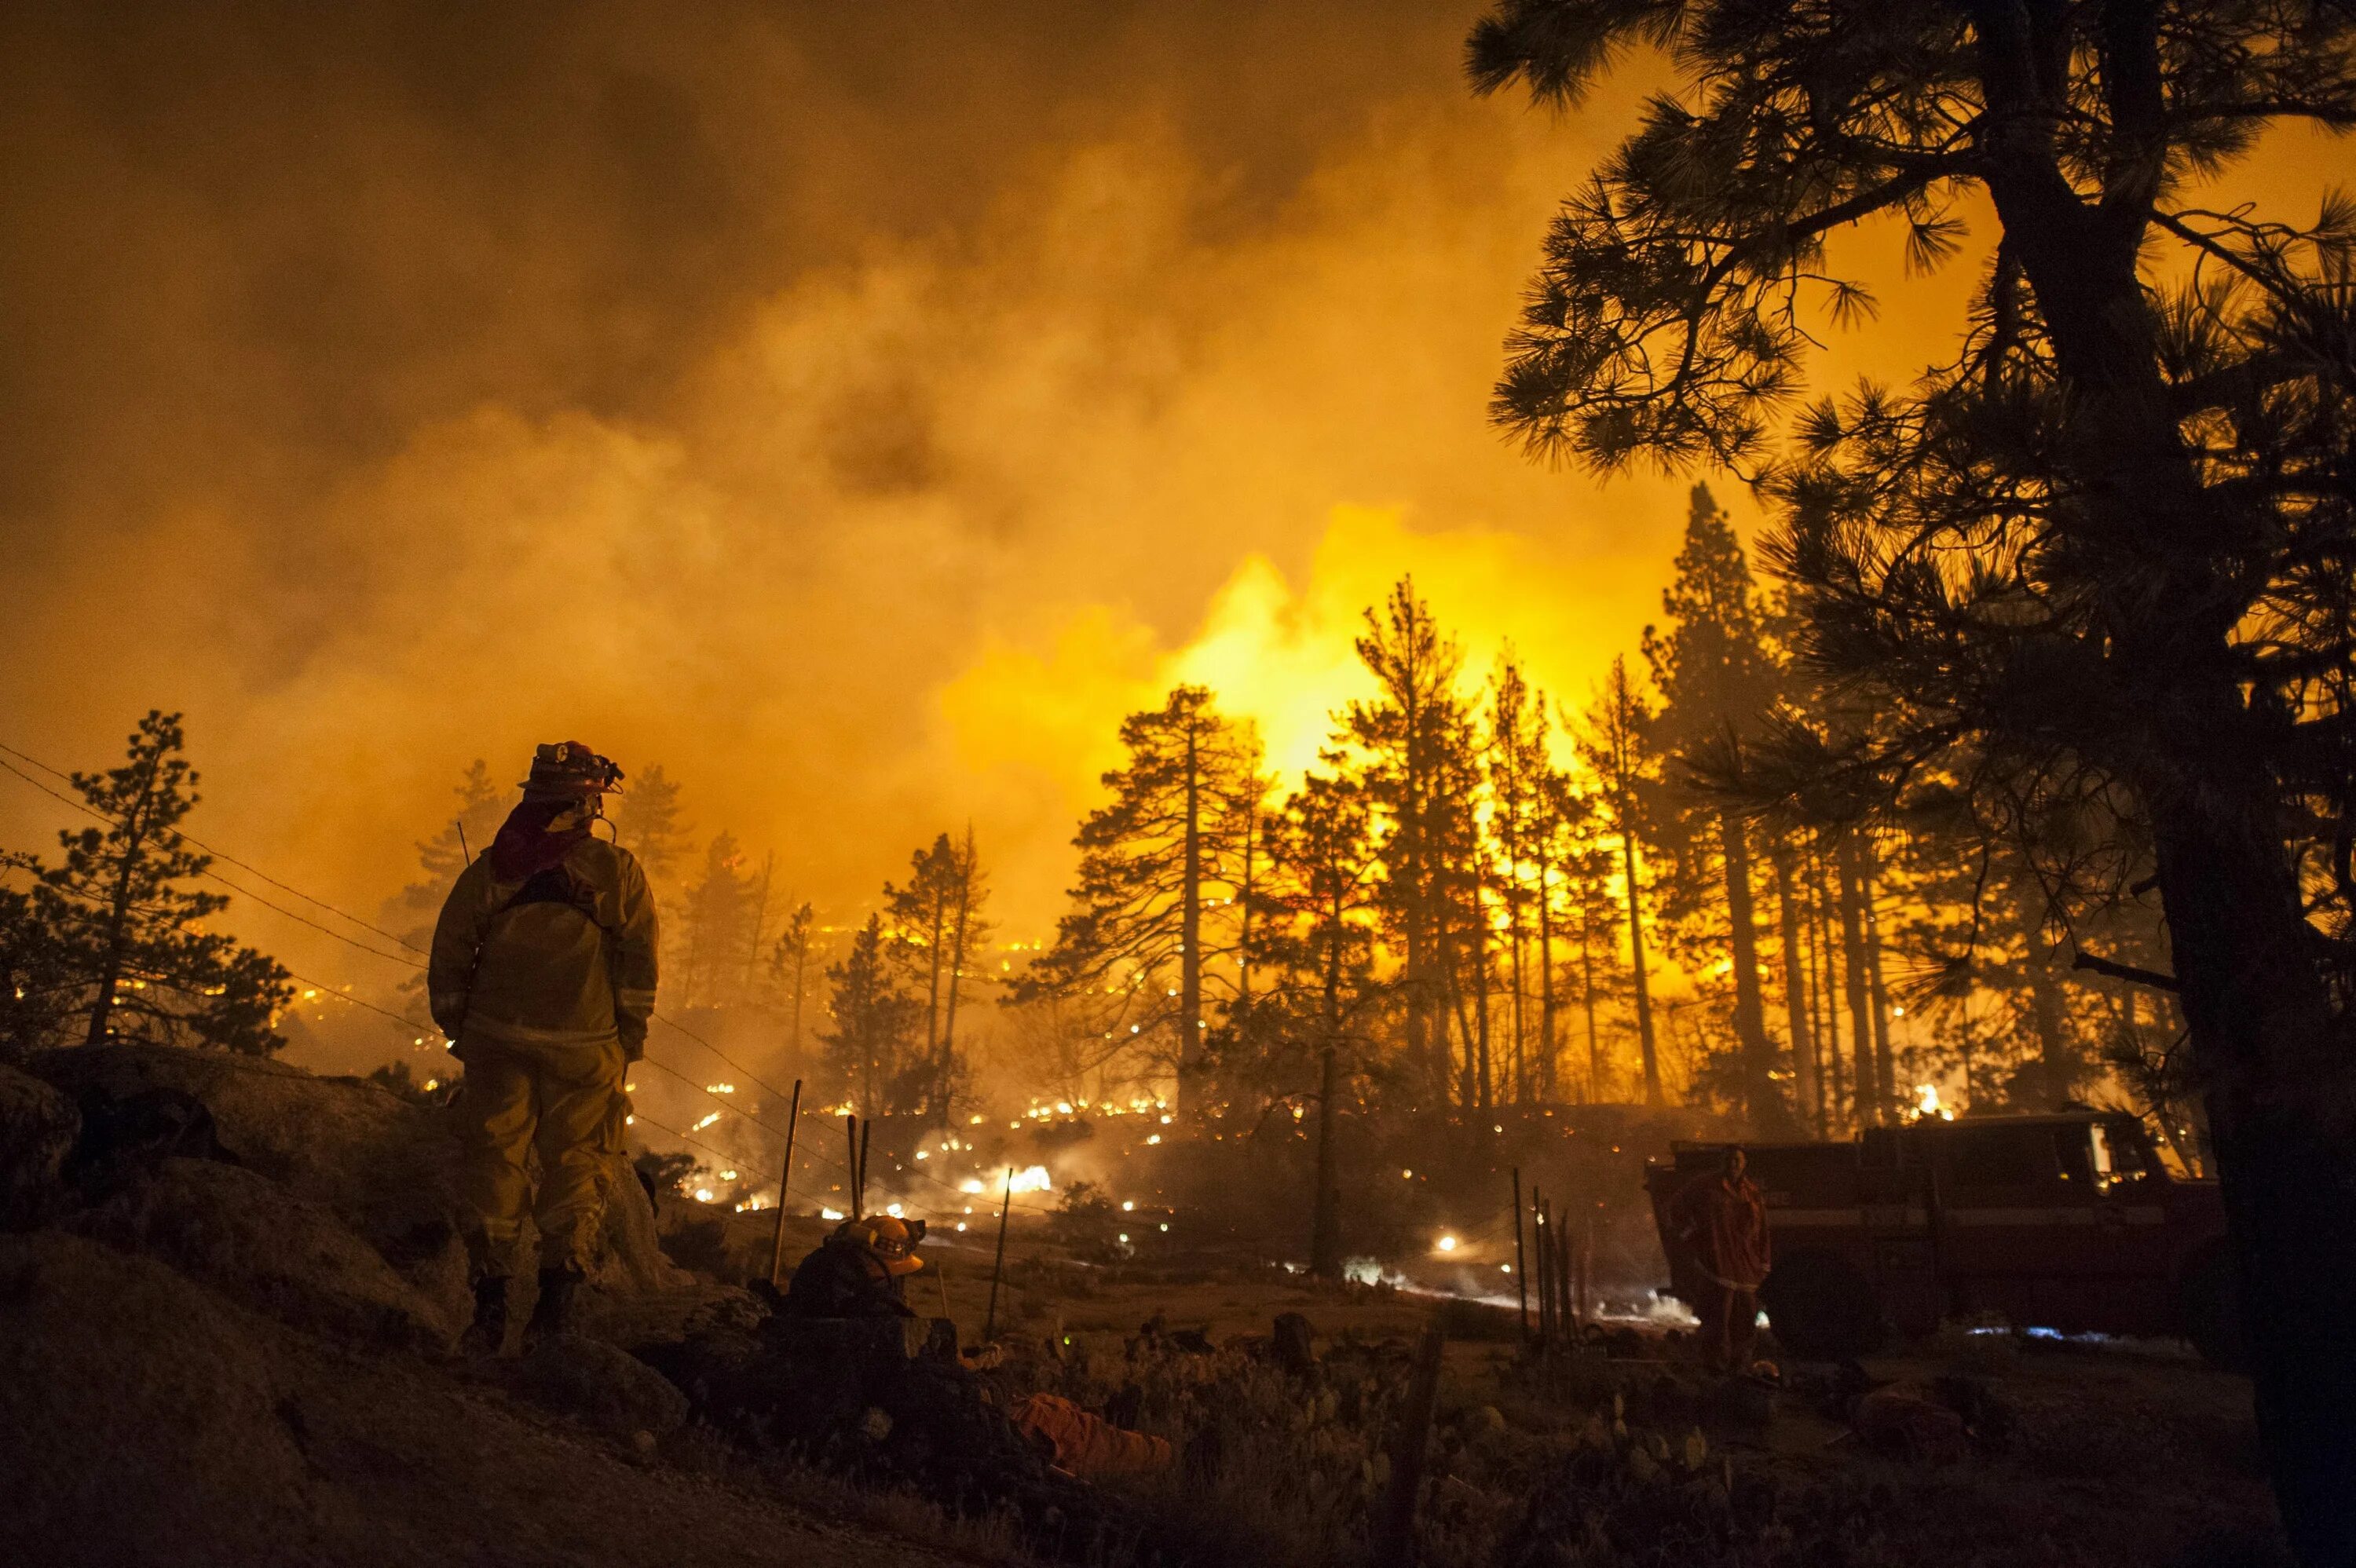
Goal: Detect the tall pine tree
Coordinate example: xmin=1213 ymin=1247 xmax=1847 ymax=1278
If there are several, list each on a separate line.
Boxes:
xmin=1347 ymin=579 xmax=1479 ymax=1115
xmin=1575 ymin=657 xmax=1663 ymax=1105
xmin=1023 ymin=686 xmax=1258 ymax=1118
xmin=1644 ymin=483 xmax=1790 ymax=1130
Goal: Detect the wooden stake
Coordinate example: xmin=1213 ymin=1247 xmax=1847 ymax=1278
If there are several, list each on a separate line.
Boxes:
xmin=846 ymin=1117 xmax=862 ymax=1220
xmin=1556 ymin=1201 xmax=1574 ymax=1341
xmin=1374 ymin=1323 xmax=1447 ymax=1568
xmin=858 ymin=1118 xmax=873 ymax=1217
xmin=1510 ymin=1167 xmax=1529 ymax=1343
xmin=1536 ymin=1196 xmax=1555 ymax=1347
xmin=1576 ymin=1211 xmax=1593 ymax=1332
xmin=766 ymin=1078 xmax=804 ymax=1288
xmin=1531 ymin=1187 xmax=1552 ymax=1347
xmin=982 ymin=1165 xmax=1014 ymax=1343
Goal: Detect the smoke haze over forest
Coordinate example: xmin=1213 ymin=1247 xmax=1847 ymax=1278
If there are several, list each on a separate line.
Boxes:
xmin=1 ymin=0 xmax=2336 ymax=974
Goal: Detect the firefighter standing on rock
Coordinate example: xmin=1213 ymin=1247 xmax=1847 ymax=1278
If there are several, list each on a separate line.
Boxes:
xmin=430 ymin=742 xmax=659 ymax=1354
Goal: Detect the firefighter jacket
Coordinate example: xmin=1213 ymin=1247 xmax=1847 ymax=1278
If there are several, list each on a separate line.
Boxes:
xmin=428 ymin=837 xmax=659 ymax=1061
xmin=785 ymin=1237 xmax=915 ymax=1319
xmin=1669 ymin=1172 xmax=1772 ymax=1292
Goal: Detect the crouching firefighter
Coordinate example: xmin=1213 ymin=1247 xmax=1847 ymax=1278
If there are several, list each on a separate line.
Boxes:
xmin=786 ymin=1215 xmax=927 ymax=1318
xmin=430 ymin=742 xmax=658 ymax=1354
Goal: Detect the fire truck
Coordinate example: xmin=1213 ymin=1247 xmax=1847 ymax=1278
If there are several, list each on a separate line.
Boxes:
xmin=1644 ymin=1112 xmax=2241 ymax=1365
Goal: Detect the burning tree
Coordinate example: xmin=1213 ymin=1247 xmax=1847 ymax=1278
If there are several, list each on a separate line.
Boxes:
xmin=767 ymin=899 xmax=822 ymax=1062
xmin=1469 ymin=0 xmax=2356 ymax=1553
xmin=884 ymin=827 xmax=994 ymax=1123
xmin=1346 ymin=579 xmax=1484 ymax=1114
xmin=820 ymin=912 xmax=922 ymax=1120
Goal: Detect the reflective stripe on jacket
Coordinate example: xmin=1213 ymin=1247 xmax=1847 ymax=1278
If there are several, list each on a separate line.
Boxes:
xmin=428 ymin=836 xmax=659 ymax=1059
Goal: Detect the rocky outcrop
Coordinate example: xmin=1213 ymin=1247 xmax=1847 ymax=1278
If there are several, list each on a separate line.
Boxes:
xmin=0 ymin=1062 xmax=77 ymax=1226
xmin=0 ymin=1231 xmax=323 ymax=1566
xmin=27 ymin=1044 xmax=688 ymax=1321
xmin=69 ymin=1156 xmax=455 ymax=1347
xmin=515 ymin=1334 xmax=691 ymax=1438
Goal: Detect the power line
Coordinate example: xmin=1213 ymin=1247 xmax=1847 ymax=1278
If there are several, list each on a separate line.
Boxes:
xmin=0 ymin=737 xmax=430 ymax=956
xmin=284 ymin=972 xmax=434 ymax=1033
xmin=208 ymin=873 xmax=426 ymax=970
xmin=0 ymin=749 xmax=428 ymax=971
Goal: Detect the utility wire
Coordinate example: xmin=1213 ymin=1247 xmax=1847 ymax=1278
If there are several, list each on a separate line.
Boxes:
xmin=0 ymin=739 xmax=428 ymax=956
xmin=284 ymin=973 xmax=434 ymax=1033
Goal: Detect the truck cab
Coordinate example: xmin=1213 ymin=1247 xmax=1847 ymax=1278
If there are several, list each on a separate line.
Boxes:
xmin=1644 ymin=1113 xmax=2237 ymax=1363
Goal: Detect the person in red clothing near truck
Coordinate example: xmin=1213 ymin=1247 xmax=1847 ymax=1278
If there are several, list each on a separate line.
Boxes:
xmin=1669 ymin=1146 xmax=1772 ymax=1373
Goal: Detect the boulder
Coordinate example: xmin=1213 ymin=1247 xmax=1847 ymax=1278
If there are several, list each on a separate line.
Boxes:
xmin=0 ymin=1062 xmax=77 ymax=1226
xmin=514 ymin=1334 xmax=690 ymax=1438
xmin=69 ymin=1156 xmax=454 ymax=1347
xmin=765 ymin=1314 xmax=960 ymax=1363
xmin=0 ymin=1231 xmax=322 ymax=1566
xmin=27 ymin=1044 xmax=687 ymax=1325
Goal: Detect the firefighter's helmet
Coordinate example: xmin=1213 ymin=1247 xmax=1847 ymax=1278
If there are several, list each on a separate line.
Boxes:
xmin=839 ymin=1214 xmax=927 ymax=1276
xmin=520 ymin=741 xmax=624 ymax=802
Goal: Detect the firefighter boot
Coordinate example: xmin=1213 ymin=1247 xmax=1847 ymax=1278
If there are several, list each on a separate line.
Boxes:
xmin=525 ymin=1266 xmax=584 ymax=1348
xmin=461 ymin=1275 xmax=510 ymax=1358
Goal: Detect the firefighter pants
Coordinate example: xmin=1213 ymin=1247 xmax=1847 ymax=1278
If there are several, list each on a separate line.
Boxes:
xmin=453 ymin=1033 xmax=627 ymax=1276
xmin=1694 ymin=1277 xmax=1760 ymax=1373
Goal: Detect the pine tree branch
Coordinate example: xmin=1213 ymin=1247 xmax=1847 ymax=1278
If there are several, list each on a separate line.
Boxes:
xmin=2069 ymin=950 xmax=2180 ymax=992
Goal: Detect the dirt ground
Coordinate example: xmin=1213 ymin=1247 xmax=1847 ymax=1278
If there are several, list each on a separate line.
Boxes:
xmin=698 ymin=1203 xmax=2285 ymax=1568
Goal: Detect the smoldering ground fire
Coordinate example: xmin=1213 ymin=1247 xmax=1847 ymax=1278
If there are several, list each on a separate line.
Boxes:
xmin=3 ymin=3 xmax=2354 ymax=1566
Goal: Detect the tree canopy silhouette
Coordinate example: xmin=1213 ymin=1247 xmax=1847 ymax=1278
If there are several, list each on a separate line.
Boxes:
xmin=1470 ymin=2 xmax=2356 ymax=1555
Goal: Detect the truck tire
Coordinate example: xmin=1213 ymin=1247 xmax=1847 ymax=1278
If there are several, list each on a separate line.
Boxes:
xmin=1761 ymin=1252 xmax=1886 ymax=1359
xmin=2177 ymin=1241 xmax=2247 ymax=1372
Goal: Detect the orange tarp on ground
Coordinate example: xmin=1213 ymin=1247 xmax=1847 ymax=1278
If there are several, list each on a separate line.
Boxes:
xmin=1009 ymin=1393 xmax=1174 ymax=1477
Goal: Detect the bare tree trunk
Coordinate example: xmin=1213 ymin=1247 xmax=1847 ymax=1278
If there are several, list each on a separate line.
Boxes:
xmin=1806 ymin=846 xmax=1839 ymax=1131
xmin=1579 ymin=897 xmax=1601 ymax=1103
xmin=741 ymin=851 xmax=774 ymax=997
xmin=1719 ymin=812 xmax=1783 ymax=1131
xmin=1621 ymin=818 xmax=1662 ymax=1106
xmin=1834 ymin=832 xmax=1875 ymax=1125
xmin=1179 ymin=722 xmax=1203 ymax=1118
xmin=2010 ymin=870 xmax=2075 ymax=1109
xmin=1507 ymin=848 xmax=1527 ymax=1103
xmin=938 ymin=836 xmax=976 ymax=1128
xmin=1236 ymin=806 xmax=1256 ymax=1018
xmin=84 ymin=771 xmax=159 ymax=1047
xmin=1537 ymin=838 xmax=1559 ymax=1103
xmin=1859 ymin=833 xmax=1895 ymax=1117
xmin=1771 ymin=839 xmax=1820 ymax=1131
xmin=1471 ymin=861 xmax=1494 ymax=1113
xmin=1311 ymin=1045 xmax=1341 ymax=1276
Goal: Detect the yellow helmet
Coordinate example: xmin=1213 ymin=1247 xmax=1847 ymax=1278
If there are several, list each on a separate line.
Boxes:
xmin=840 ymin=1214 xmax=927 ymax=1275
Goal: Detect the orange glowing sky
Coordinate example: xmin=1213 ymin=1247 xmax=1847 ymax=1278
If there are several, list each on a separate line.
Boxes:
xmin=0 ymin=2 xmax=2342 ymax=1001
